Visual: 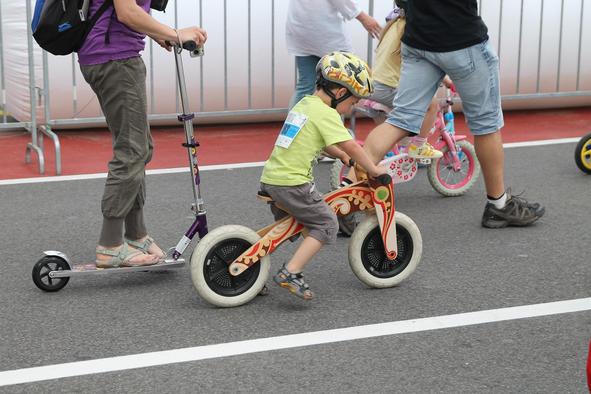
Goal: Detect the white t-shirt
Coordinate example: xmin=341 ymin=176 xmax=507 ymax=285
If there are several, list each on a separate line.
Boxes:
xmin=286 ymin=0 xmax=362 ymax=58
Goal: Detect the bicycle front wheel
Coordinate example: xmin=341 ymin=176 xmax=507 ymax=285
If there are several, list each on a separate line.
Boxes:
xmin=427 ymin=140 xmax=480 ymax=196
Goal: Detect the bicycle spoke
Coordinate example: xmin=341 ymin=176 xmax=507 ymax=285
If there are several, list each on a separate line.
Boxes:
xmin=209 ymin=267 xmax=229 ymax=281
xmin=213 ymin=251 xmax=230 ymax=265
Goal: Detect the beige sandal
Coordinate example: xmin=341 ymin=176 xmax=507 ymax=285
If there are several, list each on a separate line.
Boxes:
xmin=95 ymin=243 xmax=158 ymax=268
xmin=125 ymin=236 xmax=165 ymax=260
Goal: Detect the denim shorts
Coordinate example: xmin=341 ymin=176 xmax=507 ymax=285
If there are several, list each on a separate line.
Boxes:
xmin=386 ymin=40 xmax=504 ymax=135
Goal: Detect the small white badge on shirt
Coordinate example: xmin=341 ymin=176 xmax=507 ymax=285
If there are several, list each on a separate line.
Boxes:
xmin=275 ymin=111 xmax=308 ymax=149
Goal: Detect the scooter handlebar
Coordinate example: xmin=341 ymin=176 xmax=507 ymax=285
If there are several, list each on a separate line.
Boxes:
xmin=182 ymin=41 xmax=204 ymax=57
xmin=164 ymin=40 xmax=204 ymax=57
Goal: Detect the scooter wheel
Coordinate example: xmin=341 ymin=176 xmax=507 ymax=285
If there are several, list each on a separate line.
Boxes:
xmin=574 ymin=132 xmax=591 ymax=174
xmin=348 ymin=212 xmax=422 ymax=288
xmin=32 ymin=256 xmax=70 ymax=292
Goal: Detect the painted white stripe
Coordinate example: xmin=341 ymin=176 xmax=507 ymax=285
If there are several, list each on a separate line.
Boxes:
xmin=0 ymin=137 xmax=580 ymax=186
xmin=503 ymin=137 xmax=579 ymax=148
xmin=0 ymin=297 xmax=589 ymax=387
xmin=0 ymin=161 xmax=267 ymax=186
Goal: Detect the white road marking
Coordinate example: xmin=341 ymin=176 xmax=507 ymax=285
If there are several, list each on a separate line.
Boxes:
xmin=0 ymin=137 xmax=580 ymax=186
xmin=0 ymin=297 xmax=589 ymax=387
xmin=0 ymin=161 xmax=267 ymax=186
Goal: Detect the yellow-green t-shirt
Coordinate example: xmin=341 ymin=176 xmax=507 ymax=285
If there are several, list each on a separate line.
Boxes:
xmin=373 ymin=18 xmax=406 ymax=88
xmin=261 ymin=95 xmax=352 ymax=186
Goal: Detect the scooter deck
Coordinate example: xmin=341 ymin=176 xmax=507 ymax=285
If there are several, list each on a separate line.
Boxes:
xmin=49 ymin=258 xmax=185 ymax=278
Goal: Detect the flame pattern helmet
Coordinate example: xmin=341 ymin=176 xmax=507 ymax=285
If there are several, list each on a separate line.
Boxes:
xmin=316 ymin=51 xmax=374 ymax=99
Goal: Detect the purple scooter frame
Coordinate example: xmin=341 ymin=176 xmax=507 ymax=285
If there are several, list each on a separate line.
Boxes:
xmin=31 ymin=41 xmax=208 ymax=292
xmin=170 ymin=42 xmax=209 ymax=260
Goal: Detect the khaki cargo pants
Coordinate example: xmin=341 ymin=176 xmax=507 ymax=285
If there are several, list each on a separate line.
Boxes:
xmin=81 ymin=57 xmax=153 ymax=220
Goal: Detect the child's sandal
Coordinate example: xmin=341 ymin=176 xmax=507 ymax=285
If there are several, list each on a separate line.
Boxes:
xmin=273 ymin=267 xmax=314 ymax=300
xmin=95 ymin=243 xmax=158 ymax=268
xmin=125 ymin=236 xmax=165 ymax=260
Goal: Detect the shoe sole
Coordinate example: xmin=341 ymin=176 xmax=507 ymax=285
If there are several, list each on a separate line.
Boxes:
xmin=482 ymin=212 xmax=544 ymax=228
xmin=274 ymin=279 xmax=313 ymax=300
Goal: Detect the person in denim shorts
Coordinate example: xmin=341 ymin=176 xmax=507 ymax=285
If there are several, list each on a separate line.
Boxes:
xmin=359 ymin=0 xmax=544 ymax=228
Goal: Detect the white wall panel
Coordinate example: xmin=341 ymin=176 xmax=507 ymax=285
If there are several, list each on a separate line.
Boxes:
xmin=1 ymin=0 xmax=589 ymax=125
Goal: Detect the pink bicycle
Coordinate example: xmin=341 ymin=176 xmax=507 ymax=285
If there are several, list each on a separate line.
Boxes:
xmin=330 ymin=89 xmax=481 ymax=197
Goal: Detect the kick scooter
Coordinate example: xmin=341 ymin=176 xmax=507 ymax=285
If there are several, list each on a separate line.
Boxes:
xmin=32 ymin=41 xmax=208 ymax=292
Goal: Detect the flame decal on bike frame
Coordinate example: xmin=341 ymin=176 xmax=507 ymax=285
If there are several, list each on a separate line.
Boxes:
xmin=228 ymin=181 xmax=397 ymax=276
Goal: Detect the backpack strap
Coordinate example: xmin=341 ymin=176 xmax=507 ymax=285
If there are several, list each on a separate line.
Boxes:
xmin=86 ymin=0 xmax=114 ymax=45
xmin=88 ymin=0 xmax=114 ymax=26
xmin=104 ymin=8 xmax=116 ymax=45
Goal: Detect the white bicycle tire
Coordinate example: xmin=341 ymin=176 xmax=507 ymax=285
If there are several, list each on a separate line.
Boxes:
xmin=190 ymin=225 xmax=270 ymax=307
xmin=348 ymin=212 xmax=422 ymax=288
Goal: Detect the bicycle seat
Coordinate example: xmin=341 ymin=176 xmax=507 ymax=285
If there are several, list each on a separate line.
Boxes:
xmin=257 ymin=190 xmax=274 ymax=203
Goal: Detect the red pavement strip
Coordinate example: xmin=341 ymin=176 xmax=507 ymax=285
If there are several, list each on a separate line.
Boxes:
xmin=1 ymin=107 xmax=590 ymax=180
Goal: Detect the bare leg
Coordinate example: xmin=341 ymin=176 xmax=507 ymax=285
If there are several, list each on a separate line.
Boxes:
xmin=474 ymin=131 xmax=505 ymax=198
xmin=285 ymin=236 xmax=323 ymax=273
xmin=418 ymin=100 xmax=439 ymax=138
xmin=346 ymin=122 xmax=408 ymax=180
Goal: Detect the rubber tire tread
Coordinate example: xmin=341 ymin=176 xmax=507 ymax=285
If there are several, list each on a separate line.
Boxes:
xmin=348 ymin=212 xmax=422 ymax=288
xmin=427 ymin=140 xmax=480 ymax=197
xmin=190 ymin=225 xmax=270 ymax=307
xmin=574 ymin=132 xmax=591 ymax=174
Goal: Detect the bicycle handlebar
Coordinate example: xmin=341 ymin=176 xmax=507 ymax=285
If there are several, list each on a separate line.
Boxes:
xmin=375 ymin=173 xmax=392 ymax=185
xmin=347 ymin=159 xmax=392 ymax=185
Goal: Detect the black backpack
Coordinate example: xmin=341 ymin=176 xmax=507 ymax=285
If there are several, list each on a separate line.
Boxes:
xmin=31 ymin=0 xmax=113 ymax=56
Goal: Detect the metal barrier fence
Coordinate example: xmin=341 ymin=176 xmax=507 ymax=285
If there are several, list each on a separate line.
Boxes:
xmin=0 ymin=0 xmax=590 ymax=174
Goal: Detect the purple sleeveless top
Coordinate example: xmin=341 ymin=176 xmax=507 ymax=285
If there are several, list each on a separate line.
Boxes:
xmin=78 ymin=0 xmax=151 ymax=66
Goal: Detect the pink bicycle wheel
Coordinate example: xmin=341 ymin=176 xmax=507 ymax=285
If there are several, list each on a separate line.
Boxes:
xmin=427 ymin=140 xmax=480 ymax=197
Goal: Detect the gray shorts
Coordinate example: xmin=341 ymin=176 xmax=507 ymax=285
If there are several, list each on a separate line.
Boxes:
xmin=260 ymin=182 xmax=338 ymax=245
xmin=386 ymin=40 xmax=504 ymax=135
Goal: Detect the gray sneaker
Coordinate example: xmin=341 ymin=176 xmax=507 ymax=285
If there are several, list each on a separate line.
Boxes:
xmin=482 ymin=190 xmax=545 ymax=228
xmin=273 ymin=267 xmax=314 ymax=300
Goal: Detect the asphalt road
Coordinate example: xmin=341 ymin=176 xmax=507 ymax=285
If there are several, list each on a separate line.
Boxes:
xmin=0 ymin=141 xmax=589 ymax=393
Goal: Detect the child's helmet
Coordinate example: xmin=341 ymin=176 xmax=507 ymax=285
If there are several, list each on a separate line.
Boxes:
xmin=316 ymin=51 xmax=373 ymax=108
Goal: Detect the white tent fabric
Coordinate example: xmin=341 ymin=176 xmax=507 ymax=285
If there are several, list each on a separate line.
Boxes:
xmin=3 ymin=0 xmax=43 ymax=123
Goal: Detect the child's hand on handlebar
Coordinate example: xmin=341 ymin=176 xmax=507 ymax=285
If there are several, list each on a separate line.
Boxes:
xmin=177 ymin=27 xmax=208 ymax=46
xmin=368 ymin=164 xmax=388 ymax=178
xmin=155 ymin=38 xmax=173 ymax=52
xmin=339 ymin=154 xmax=353 ymax=167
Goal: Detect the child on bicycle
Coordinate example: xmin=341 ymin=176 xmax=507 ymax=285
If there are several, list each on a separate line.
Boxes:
xmin=367 ymin=4 xmax=454 ymax=159
xmin=260 ymin=51 xmax=387 ymax=300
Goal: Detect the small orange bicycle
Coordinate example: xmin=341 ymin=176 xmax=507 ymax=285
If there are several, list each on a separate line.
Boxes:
xmin=189 ymin=169 xmax=422 ymax=307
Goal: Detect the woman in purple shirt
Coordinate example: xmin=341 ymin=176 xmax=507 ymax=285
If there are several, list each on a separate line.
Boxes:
xmin=78 ymin=0 xmax=207 ymax=268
